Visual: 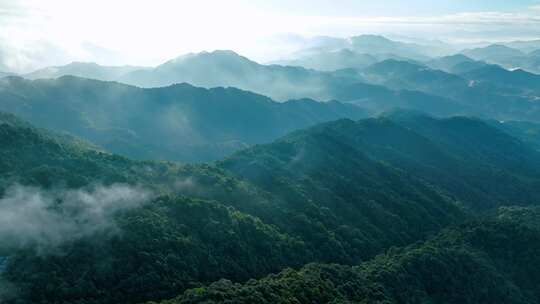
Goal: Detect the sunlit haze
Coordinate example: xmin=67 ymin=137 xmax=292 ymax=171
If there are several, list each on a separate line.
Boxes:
xmin=1 ymin=0 xmax=540 ymax=72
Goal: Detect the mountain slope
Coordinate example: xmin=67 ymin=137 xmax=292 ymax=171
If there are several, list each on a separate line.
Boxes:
xmin=459 ymin=64 xmax=540 ymax=93
xmin=0 ymin=76 xmax=367 ymax=162
xmin=463 ymin=44 xmax=525 ymax=63
xmin=276 ymin=49 xmax=378 ymax=71
xmin=24 ymin=62 xmax=147 ymax=81
xmin=326 ymin=81 xmax=471 ymax=117
xmin=107 ymin=54 xmax=482 ymax=120
xmin=163 ymin=208 xmax=540 ymax=304
xmin=0 ymin=71 xmax=14 ymax=78
xmin=223 ymin=114 xmax=540 ymax=211
xmin=489 ymin=119 xmax=540 ymax=150
xmin=426 ymin=54 xmax=476 ymax=72
xmin=220 ymin=119 xmax=465 ymax=250
xmin=384 ymin=111 xmax=540 ymax=209
xmin=360 ymin=60 xmax=540 ymax=122
xmin=362 ymin=59 xmax=468 ymax=96
xmin=279 ymin=35 xmax=453 ymax=72
xmin=23 ymin=50 xmax=540 ymax=124
xmin=0 ymin=114 xmax=470 ymax=304
xmin=5 ymin=112 xmax=540 ymax=303
xmin=120 ymin=50 xmax=355 ymax=101
xmin=503 ymin=39 xmax=540 ymax=52
xmin=530 ymin=49 xmax=540 ymax=57
xmin=350 ymin=35 xmax=432 ymax=59
xmin=462 ymin=44 xmax=540 ymax=74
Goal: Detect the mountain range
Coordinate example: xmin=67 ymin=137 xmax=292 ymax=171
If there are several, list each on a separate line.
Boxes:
xmin=3 ymin=56 xmax=540 ymax=164
xmin=118 ymin=50 xmax=350 ymax=101
xmin=425 ymin=54 xmax=477 ymax=73
xmin=2 ymin=37 xmax=536 ymax=125
xmin=25 ymin=62 xmax=148 ymax=81
xmin=274 ymin=49 xmax=379 ymax=71
xmin=2 ymin=33 xmax=540 ymax=304
xmin=0 ymin=75 xmax=367 ymax=162
xmin=462 ymin=44 xmax=540 ymax=74
xmin=3 ymin=110 xmax=540 ymax=303
xmin=358 ymin=59 xmax=540 ymax=121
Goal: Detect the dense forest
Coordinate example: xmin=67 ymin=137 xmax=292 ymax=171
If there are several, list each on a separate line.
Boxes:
xmin=161 ymin=207 xmax=540 ymax=304
xmin=2 ymin=110 xmax=540 ymax=304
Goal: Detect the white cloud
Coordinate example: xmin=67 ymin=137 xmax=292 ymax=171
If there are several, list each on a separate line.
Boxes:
xmin=0 ymin=184 xmax=151 ymax=254
xmin=531 ymin=4 xmax=540 ymax=11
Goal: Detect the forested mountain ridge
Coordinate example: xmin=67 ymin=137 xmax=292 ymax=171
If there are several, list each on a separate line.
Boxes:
xmin=0 ymin=113 xmax=465 ymax=304
xmin=0 ymin=76 xmax=367 ymax=162
xmin=3 ymin=110 xmax=540 ymax=304
xmin=161 ymin=207 xmax=540 ymax=304
xmin=223 ymin=114 xmax=540 ymax=211
xmin=488 ymin=119 xmax=540 ymax=151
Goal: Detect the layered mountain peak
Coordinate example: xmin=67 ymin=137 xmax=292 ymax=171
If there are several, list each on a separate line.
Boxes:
xmin=24 ymin=61 xmax=146 ymax=81
xmin=426 ymin=54 xmax=475 ymax=72
xmin=463 ymin=44 xmax=525 ymax=60
xmin=350 ymin=34 xmax=394 ymax=44
xmin=64 ymin=61 xmax=101 ymax=67
xmin=439 ymin=54 xmax=472 ymax=61
xmin=163 ymin=50 xmax=254 ymax=67
xmin=349 ymin=35 xmax=431 ymax=59
xmin=365 ymin=59 xmax=426 ymax=74
xmin=482 ymin=44 xmax=524 ymax=53
xmin=529 ymin=49 xmax=540 ymax=57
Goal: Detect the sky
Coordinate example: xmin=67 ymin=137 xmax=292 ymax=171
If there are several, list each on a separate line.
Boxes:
xmin=1 ymin=0 xmax=540 ymax=73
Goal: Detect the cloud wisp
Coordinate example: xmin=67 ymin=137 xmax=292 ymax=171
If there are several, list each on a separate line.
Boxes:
xmin=0 ymin=184 xmax=151 ymax=253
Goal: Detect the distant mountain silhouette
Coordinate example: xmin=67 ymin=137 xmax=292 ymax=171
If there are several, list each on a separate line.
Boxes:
xmin=426 ymin=54 xmax=476 ymax=72
xmin=279 ymin=35 xmax=452 ymax=72
xmin=276 ymin=49 xmax=378 ymax=71
xmin=502 ymin=39 xmax=540 ymax=53
xmin=0 ymin=70 xmax=15 ymax=78
xmin=462 ymin=44 xmax=540 ymax=74
xmin=16 ymin=44 xmax=540 ymax=124
xmin=358 ymin=60 xmax=540 ymax=121
xmin=25 ymin=61 xmax=148 ymax=81
xmin=361 ymin=59 xmax=471 ymax=98
xmin=350 ymin=35 xmax=432 ymax=59
xmin=459 ymin=64 xmax=540 ymax=93
xmin=463 ymin=44 xmax=525 ymax=62
xmin=119 ymin=50 xmax=370 ymax=101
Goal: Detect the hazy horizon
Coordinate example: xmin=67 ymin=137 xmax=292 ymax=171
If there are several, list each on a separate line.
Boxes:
xmin=1 ymin=0 xmax=540 ymax=73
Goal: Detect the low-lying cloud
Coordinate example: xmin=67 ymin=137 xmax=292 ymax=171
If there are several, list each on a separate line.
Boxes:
xmin=0 ymin=184 xmax=151 ymax=253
